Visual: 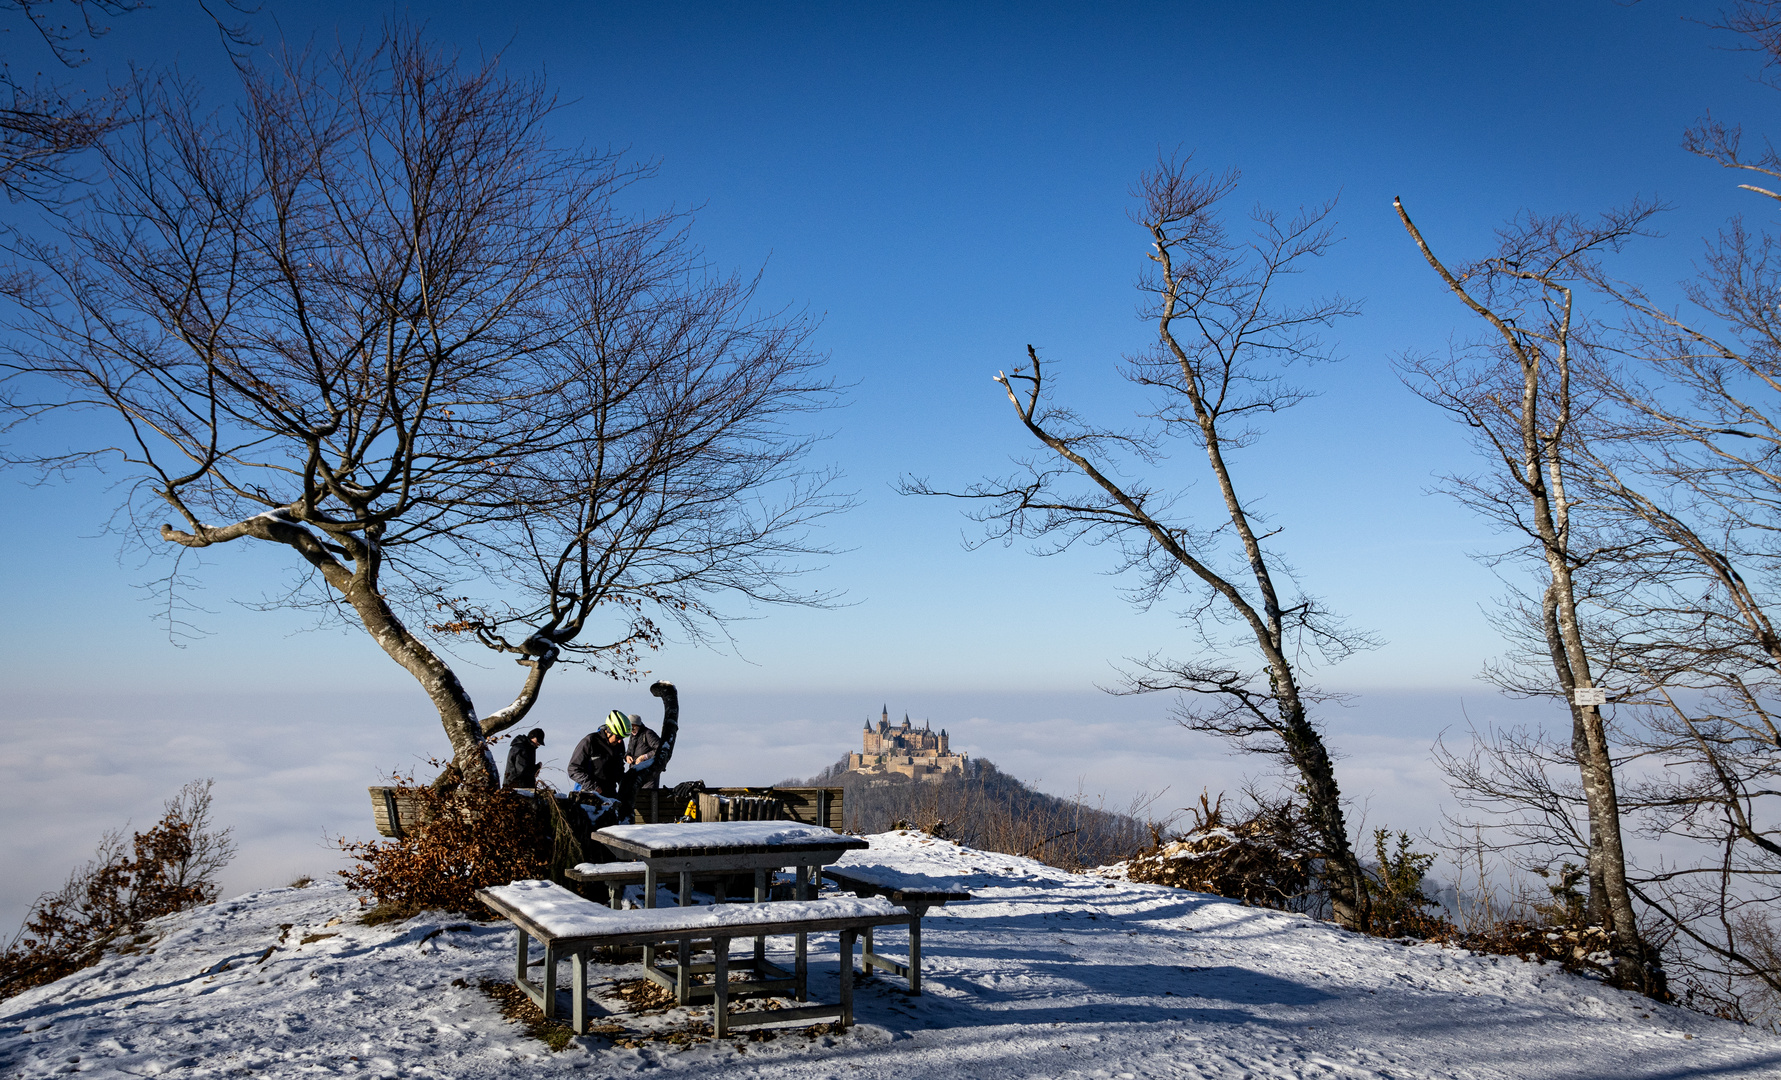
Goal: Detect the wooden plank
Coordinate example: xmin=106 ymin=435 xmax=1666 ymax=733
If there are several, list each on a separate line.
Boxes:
xmin=697 ymin=793 xmax=723 ymax=823
xmin=724 ymin=1004 xmax=845 ymax=1028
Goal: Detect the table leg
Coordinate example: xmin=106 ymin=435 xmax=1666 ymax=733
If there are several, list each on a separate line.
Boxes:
xmin=838 ymin=929 xmax=856 ymax=1027
xmin=678 ymin=870 xmax=692 ymax=907
xmin=713 ymin=936 xmax=731 ymax=1039
xmin=514 ymin=927 xmax=530 ymax=986
xmin=860 ymin=925 xmax=874 ymax=979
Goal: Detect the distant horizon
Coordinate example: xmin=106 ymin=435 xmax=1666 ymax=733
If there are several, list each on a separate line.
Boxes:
xmin=0 ymin=683 xmax=1558 ymax=933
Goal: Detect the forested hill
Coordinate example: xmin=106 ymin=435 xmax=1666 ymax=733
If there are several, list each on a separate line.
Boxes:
xmin=792 ymin=758 xmax=1155 ymax=870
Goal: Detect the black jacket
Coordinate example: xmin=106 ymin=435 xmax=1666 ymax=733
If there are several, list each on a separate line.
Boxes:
xmin=567 ymin=731 xmax=626 ymax=796
xmin=627 ymin=723 xmax=664 ymax=791
xmin=503 ymin=736 xmax=540 ymax=789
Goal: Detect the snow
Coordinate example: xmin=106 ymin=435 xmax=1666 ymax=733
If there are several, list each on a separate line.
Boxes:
xmin=568 ymin=861 xmax=649 ymax=877
xmin=482 ymin=879 xmax=901 ymax=937
xmin=596 ymin=821 xmax=852 ymax=851
xmin=826 ymin=858 xmax=974 ymax=896
xmin=2 ymin=830 xmax=1778 ymax=1079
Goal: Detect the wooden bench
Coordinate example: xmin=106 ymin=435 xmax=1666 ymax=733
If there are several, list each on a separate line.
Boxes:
xmin=563 ymin=861 xmax=649 ymax=908
xmin=822 ymin=865 xmax=971 ymax=994
xmin=476 ymin=879 xmax=910 ymax=1037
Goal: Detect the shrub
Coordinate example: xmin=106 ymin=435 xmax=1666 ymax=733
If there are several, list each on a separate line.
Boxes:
xmin=337 ymin=779 xmax=555 ymax=921
xmin=0 ymin=780 xmax=236 ymax=1000
xmin=1125 ymin=792 xmax=1313 ymax=909
xmin=1364 ymin=829 xmax=1447 ymax=938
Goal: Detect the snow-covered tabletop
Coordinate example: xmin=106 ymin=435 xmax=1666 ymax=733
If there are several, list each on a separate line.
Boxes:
xmin=481 ymin=879 xmax=902 ymax=939
xmin=593 ymin=821 xmax=869 ymax=858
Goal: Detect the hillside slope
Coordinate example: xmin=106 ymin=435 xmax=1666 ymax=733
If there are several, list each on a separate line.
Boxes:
xmin=2 ymin=831 xmax=1777 ymax=1079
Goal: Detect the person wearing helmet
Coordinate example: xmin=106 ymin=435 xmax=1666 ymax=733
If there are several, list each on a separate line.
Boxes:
xmin=567 ymin=710 xmax=634 ymax=797
xmin=502 ymin=727 xmax=546 ymax=789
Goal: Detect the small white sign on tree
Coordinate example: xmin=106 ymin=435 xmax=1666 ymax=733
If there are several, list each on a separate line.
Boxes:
xmin=1573 ymin=686 xmax=1609 ymax=707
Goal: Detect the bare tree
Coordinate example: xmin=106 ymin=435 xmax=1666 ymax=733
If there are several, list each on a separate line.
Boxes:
xmin=1520 ymin=56 xmax=1781 ymax=1013
xmin=0 ymin=30 xmax=842 ymax=786
xmin=905 ymin=157 xmax=1375 ymax=930
xmin=1395 ymin=199 xmax=1668 ymax=995
xmin=0 ymin=0 xmax=143 ymax=199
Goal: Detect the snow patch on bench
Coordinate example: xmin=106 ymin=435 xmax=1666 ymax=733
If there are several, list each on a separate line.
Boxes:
xmin=568 ymin=861 xmax=648 ymax=877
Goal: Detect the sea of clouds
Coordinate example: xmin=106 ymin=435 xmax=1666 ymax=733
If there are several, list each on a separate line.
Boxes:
xmin=0 ymin=685 xmax=1554 ymax=935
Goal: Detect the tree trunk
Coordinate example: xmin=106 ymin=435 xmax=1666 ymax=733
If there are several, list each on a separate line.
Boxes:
xmin=1282 ymin=704 xmax=1370 ymax=930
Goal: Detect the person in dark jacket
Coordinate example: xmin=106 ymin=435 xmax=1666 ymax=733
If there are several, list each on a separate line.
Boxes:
xmin=613 ymin=718 xmax=664 ymax=816
xmin=502 ymin=728 xmax=545 ymax=789
xmin=567 ymin=711 xmax=632 ymax=797
xmin=625 ymin=720 xmax=663 ymax=790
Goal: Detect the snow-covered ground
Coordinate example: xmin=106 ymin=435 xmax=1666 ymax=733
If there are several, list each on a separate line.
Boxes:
xmin=3 ymin=831 xmax=1777 ymax=1079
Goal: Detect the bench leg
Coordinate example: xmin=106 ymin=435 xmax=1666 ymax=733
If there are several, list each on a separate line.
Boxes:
xmin=605 ymin=883 xmax=623 ymax=910
xmin=514 ymin=927 xmax=530 ymax=987
xmin=860 ymin=926 xmax=873 ymax=979
xmin=838 ymin=929 xmax=856 ymax=1027
xmin=677 ymin=935 xmax=692 ymax=1005
xmin=541 ymin=941 xmax=559 ymax=1019
xmin=571 ymin=948 xmax=589 ymax=1034
xmin=643 ymin=866 xmax=657 ymax=972
xmin=712 ymin=936 xmax=731 ymax=1038
xmin=678 ymin=870 xmax=692 ymax=907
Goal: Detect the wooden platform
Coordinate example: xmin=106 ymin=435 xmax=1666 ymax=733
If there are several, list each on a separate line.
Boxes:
xmin=369 ymin=785 xmax=844 ymax=839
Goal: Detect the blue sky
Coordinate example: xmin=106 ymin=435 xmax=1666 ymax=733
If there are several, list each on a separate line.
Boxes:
xmin=0 ymin=1 xmax=1771 ymax=921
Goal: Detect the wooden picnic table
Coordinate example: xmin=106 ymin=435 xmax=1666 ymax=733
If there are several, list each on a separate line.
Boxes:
xmin=477 ymin=880 xmax=908 ymax=1035
xmin=586 ymin=821 xmax=869 ymax=1004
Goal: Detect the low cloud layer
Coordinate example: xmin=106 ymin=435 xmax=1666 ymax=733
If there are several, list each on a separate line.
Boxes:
xmin=0 ymin=686 xmax=1555 ymax=933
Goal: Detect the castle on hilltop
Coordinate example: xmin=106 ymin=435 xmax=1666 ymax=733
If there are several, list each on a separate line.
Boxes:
xmin=844 ymin=705 xmax=969 ymax=780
